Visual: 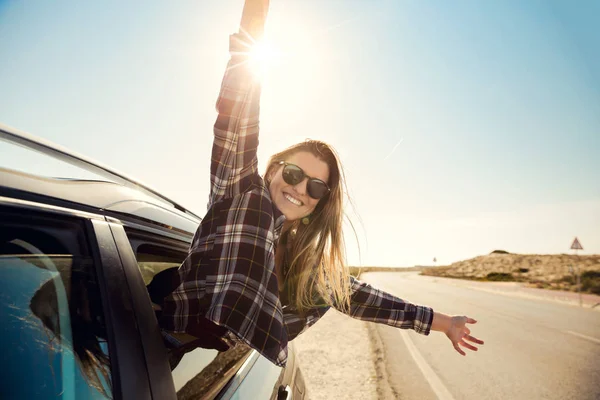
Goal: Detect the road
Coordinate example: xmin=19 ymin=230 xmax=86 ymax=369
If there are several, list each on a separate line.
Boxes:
xmin=361 ymin=272 xmax=600 ymax=400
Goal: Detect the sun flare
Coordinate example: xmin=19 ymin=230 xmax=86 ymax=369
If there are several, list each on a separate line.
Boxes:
xmin=248 ymin=40 xmax=282 ymax=77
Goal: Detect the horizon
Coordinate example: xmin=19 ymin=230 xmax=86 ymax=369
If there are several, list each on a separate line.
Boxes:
xmin=1 ymin=0 xmax=599 ymax=266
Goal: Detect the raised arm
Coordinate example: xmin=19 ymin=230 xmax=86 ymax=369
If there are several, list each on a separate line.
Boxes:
xmin=239 ymin=0 xmax=269 ymax=40
xmin=209 ymin=0 xmax=270 ymax=205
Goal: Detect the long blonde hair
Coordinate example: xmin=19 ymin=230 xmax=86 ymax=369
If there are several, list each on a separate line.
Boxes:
xmin=265 ymin=140 xmax=352 ymax=314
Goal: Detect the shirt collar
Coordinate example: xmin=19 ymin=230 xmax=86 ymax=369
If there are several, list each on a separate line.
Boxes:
xmin=264 ymin=175 xmax=286 ymax=240
xmin=273 ymin=204 xmax=286 ymax=241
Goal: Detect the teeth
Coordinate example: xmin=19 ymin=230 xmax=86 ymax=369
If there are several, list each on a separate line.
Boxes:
xmin=284 ymin=193 xmax=302 ymax=206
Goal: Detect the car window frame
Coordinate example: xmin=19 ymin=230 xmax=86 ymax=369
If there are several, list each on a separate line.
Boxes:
xmin=105 ymin=213 xmax=297 ymax=400
xmin=0 ymin=197 xmax=155 ymax=400
xmin=114 ymin=220 xmax=238 ymax=398
xmin=115 ymin=219 xmax=274 ymax=400
xmin=108 ymin=221 xmax=178 ymax=400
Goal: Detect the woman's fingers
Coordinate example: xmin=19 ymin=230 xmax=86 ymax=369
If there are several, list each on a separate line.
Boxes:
xmin=465 ymin=334 xmax=484 ymax=345
xmin=459 ymin=340 xmax=479 ymax=352
xmin=453 ymin=342 xmax=466 ymax=356
xmin=466 ymin=317 xmax=477 ymax=324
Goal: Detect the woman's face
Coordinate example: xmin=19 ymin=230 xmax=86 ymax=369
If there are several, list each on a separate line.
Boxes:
xmin=268 ymin=151 xmax=330 ymax=222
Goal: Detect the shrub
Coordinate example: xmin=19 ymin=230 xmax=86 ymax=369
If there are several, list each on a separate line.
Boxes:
xmin=582 ymin=270 xmax=600 ymax=279
xmin=485 ymin=272 xmax=514 ymax=281
xmin=581 ymin=270 xmax=600 ymax=295
xmin=558 ymin=275 xmax=574 ymax=284
xmin=490 ymin=250 xmax=510 ymax=254
xmin=590 ymin=285 xmax=600 ymax=295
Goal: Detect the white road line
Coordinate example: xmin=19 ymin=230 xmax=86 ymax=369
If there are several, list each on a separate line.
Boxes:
xmin=566 ymin=330 xmax=600 ymax=344
xmin=399 ymin=330 xmax=456 ymax=400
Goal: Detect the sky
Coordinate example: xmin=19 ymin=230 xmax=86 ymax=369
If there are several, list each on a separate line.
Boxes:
xmin=1 ymin=0 xmax=599 ymax=267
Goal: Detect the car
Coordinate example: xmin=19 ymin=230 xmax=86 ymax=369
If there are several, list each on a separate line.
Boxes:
xmin=0 ymin=123 xmax=307 ymax=400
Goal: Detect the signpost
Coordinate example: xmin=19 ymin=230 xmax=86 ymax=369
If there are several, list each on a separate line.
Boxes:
xmin=570 ymin=237 xmax=583 ymax=307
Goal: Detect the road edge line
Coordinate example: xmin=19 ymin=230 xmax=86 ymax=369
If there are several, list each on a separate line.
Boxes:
xmin=399 ymin=330 xmax=456 ymax=400
xmin=566 ymin=330 xmax=600 ymax=344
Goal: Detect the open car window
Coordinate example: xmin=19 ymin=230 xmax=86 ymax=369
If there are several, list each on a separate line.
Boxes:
xmin=124 ymin=228 xmax=253 ymax=399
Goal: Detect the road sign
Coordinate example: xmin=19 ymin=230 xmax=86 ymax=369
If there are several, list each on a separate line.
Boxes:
xmin=570 ymin=237 xmax=583 ymax=250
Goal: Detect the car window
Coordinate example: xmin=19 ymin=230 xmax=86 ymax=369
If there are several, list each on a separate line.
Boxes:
xmin=0 ymin=211 xmax=112 ymax=399
xmin=135 ymin=242 xmax=185 ymax=285
xmin=125 ymin=228 xmax=253 ymax=400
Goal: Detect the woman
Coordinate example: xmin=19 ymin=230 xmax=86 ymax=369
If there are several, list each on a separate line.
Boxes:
xmin=158 ymin=0 xmax=483 ymax=367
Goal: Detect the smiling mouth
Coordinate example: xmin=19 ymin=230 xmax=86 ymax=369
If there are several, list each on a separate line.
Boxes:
xmin=284 ymin=193 xmax=303 ymax=207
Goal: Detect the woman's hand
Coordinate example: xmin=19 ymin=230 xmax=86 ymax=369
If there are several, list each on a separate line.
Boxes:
xmin=446 ymin=316 xmax=484 ymax=356
xmin=431 ymin=312 xmax=484 ymax=356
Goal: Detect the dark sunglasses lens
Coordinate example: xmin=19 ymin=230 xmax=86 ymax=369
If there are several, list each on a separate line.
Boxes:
xmin=282 ymin=164 xmax=304 ymax=185
xmin=307 ymin=180 xmax=329 ymax=199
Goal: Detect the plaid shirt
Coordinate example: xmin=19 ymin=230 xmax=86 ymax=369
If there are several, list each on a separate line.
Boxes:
xmin=161 ymin=33 xmax=434 ymax=367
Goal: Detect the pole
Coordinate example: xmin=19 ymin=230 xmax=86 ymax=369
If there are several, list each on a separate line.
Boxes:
xmin=570 ymin=237 xmax=584 ymax=307
xmin=576 ymin=249 xmax=582 ymax=307
xmin=577 ymin=267 xmax=582 ymax=307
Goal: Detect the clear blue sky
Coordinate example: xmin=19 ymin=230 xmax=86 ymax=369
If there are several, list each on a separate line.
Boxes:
xmin=1 ymin=0 xmax=599 ymax=266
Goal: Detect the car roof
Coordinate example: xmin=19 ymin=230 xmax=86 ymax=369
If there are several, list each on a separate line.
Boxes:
xmin=0 ymin=123 xmax=201 ymax=236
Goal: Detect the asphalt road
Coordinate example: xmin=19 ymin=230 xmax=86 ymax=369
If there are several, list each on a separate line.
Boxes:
xmin=361 ymin=272 xmax=600 ymax=400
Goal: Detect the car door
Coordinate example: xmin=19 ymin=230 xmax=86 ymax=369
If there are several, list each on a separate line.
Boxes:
xmin=0 ymin=199 xmax=156 ymax=400
xmin=109 ymin=218 xmax=291 ymax=400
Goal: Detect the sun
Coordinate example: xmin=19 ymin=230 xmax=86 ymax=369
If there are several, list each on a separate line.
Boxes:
xmin=248 ymin=40 xmax=282 ymax=78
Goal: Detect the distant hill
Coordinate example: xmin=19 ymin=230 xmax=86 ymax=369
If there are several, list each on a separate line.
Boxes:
xmin=421 ymin=252 xmax=600 ymax=294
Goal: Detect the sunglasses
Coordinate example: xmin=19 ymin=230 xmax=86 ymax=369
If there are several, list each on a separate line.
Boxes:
xmin=279 ymin=161 xmax=331 ymax=200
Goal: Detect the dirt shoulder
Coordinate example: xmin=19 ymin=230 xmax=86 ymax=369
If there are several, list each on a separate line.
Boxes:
xmin=293 ymin=307 xmax=436 ymax=400
xmin=292 ymin=309 xmax=383 ymax=400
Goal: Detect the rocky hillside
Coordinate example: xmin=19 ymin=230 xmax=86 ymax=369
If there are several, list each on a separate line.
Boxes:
xmin=421 ymin=251 xmax=600 ymax=294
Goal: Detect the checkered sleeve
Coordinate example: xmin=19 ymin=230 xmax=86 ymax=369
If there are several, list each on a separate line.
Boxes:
xmin=203 ymin=192 xmax=289 ymax=367
xmin=210 ymin=33 xmax=261 ymax=205
xmin=283 ymin=306 xmax=330 ymax=341
xmin=340 ymin=276 xmax=434 ymax=335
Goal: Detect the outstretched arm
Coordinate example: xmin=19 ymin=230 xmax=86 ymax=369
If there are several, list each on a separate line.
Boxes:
xmin=209 ymin=0 xmax=270 ymax=204
xmin=338 ymin=276 xmax=435 ymax=334
xmin=335 ymin=277 xmax=484 ymax=355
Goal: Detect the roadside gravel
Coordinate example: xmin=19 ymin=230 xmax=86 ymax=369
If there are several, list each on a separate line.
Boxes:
xmin=293 ymin=309 xmax=388 ymax=400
